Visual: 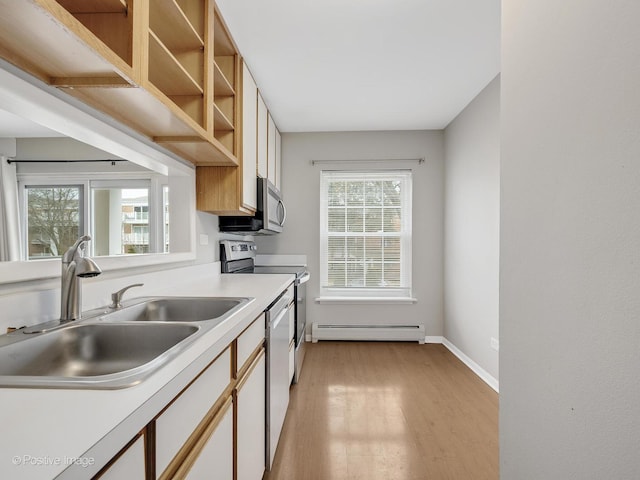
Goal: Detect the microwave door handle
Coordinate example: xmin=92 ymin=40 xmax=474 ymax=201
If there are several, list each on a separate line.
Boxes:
xmin=278 ymin=200 xmax=287 ymax=226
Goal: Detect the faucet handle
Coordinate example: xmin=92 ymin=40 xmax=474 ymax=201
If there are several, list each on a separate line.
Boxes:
xmin=110 ymin=283 xmax=144 ymax=309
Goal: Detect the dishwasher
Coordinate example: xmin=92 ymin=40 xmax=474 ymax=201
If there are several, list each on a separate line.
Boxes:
xmin=265 ymin=289 xmax=293 ymax=470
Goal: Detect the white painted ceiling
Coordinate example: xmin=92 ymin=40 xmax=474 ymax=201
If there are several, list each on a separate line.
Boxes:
xmin=217 ymin=0 xmax=501 ymax=132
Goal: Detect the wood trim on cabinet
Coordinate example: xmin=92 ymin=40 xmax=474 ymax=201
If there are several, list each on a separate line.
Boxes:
xmin=34 ymin=0 xmax=135 ymax=78
xmin=236 ymin=348 xmax=265 ymax=391
xmin=91 ymin=429 xmax=146 ymax=480
xmin=163 ymin=396 xmax=234 ymax=480
xmin=50 ymin=76 xmax=133 ymax=87
xmin=57 ymin=0 xmax=128 ymax=14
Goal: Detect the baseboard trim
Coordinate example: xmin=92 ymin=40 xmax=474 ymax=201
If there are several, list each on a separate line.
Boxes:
xmin=441 ymin=338 xmax=499 ymax=393
xmin=424 ymin=336 xmax=444 ymax=344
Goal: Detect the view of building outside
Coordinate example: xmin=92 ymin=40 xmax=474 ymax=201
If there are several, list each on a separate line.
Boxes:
xmin=120 ymin=191 xmax=150 ymax=254
xmin=25 ymin=185 xmax=157 ymax=258
xmin=93 ymin=187 xmax=150 ymax=255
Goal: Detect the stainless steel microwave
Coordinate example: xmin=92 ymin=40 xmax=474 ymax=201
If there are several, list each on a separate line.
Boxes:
xmin=218 ymin=178 xmax=286 ymax=234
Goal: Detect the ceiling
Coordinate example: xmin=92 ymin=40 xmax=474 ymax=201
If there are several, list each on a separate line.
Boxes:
xmin=217 ymin=0 xmax=501 ymax=133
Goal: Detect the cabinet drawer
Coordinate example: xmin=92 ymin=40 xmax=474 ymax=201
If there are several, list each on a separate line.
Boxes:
xmin=96 ymin=436 xmax=145 ymax=480
xmin=237 ymin=313 xmax=265 ymax=372
xmin=156 ymin=348 xmax=231 ymax=477
xmin=183 ymin=398 xmax=234 ymax=480
xmin=237 ymin=350 xmax=266 ymax=480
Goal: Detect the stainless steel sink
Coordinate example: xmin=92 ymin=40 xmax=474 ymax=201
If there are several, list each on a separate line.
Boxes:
xmin=0 ymin=296 xmax=253 ymax=389
xmin=102 ymin=297 xmax=249 ymax=324
xmin=0 ymin=323 xmax=199 ymax=389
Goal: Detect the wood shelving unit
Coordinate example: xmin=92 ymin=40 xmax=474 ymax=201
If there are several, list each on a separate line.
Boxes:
xmin=56 ymin=0 xmax=127 ymax=13
xmin=212 ymin=7 xmax=239 ymax=157
xmin=148 ymin=31 xmax=203 ymax=97
xmin=0 ymin=0 xmax=241 ymax=167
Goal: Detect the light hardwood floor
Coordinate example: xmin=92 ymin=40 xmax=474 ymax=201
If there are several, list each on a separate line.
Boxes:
xmin=267 ymin=342 xmax=498 ymax=480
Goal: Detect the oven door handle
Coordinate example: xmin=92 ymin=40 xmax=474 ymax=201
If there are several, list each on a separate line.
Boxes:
xmin=271 ymin=304 xmax=289 ymax=330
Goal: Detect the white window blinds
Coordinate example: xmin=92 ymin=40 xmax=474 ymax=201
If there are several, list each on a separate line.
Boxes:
xmin=320 ymin=170 xmax=412 ymax=298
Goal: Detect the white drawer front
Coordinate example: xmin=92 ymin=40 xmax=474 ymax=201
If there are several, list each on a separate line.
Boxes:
xmin=237 ymin=313 xmax=265 ymax=371
xmin=185 ymin=403 xmax=233 ymax=480
xmin=156 ymin=348 xmax=231 ymax=477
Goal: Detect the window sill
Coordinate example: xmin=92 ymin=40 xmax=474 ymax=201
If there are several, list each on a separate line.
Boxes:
xmin=315 ymin=297 xmax=418 ymax=305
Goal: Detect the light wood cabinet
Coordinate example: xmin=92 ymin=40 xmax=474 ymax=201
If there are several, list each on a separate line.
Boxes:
xmin=196 ymin=60 xmax=257 ymax=215
xmin=0 ymin=0 xmax=240 ymax=166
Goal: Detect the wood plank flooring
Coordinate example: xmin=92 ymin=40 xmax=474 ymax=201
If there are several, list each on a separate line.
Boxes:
xmin=267 ymin=342 xmax=498 ymax=480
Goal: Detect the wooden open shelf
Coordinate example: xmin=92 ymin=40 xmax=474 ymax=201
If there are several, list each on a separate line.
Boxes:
xmin=0 ymin=0 xmax=241 ymax=167
xmin=150 ymin=0 xmax=204 ymax=51
xmin=214 ymin=103 xmax=234 ymax=131
xmin=0 ymin=0 xmax=134 ymax=82
xmin=57 ymin=0 xmax=127 ymax=14
xmin=148 ymin=31 xmax=203 ymax=96
xmin=214 ymin=62 xmax=234 ymax=96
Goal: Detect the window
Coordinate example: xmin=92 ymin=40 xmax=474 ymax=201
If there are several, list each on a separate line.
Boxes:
xmin=25 ymin=185 xmax=83 ymax=259
xmin=91 ymin=183 xmax=151 ymax=255
xmin=320 ymin=170 xmax=412 ymax=299
xmin=20 ymin=176 xmax=168 ymax=259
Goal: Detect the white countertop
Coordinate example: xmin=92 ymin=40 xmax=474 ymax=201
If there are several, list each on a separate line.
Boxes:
xmin=0 ymin=268 xmax=294 ymax=480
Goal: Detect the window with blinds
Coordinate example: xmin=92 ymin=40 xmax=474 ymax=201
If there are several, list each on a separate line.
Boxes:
xmin=320 ymin=170 xmax=412 ymax=298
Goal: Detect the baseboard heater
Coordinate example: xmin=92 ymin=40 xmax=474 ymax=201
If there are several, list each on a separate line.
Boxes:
xmin=311 ymin=323 xmax=425 ymax=344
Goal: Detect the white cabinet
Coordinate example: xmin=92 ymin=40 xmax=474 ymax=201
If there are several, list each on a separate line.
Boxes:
xmin=183 ymin=399 xmax=234 ymax=480
xmin=258 ymin=95 xmax=282 ymax=193
xmin=241 ymin=61 xmax=258 ymax=211
xmin=275 ymin=128 xmax=282 ymax=191
xmin=257 ymin=93 xmax=268 ymax=178
xmin=155 ymin=348 xmax=231 ymax=477
xmin=267 ymin=113 xmax=277 ymax=185
xmin=96 ymin=436 xmax=145 ymax=480
xmin=236 ymin=351 xmax=266 ymax=480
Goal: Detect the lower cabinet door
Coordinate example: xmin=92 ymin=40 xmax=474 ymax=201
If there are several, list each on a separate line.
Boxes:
xmin=236 ymin=351 xmax=266 ymax=480
xmin=182 ymin=398 xmax=234 ymax=480
xmin=97 ymin=436 xmax=145 ymax=480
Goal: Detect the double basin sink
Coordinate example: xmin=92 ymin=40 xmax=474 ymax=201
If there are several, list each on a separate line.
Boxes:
xmin=0 ymin=297 xmax=252 ymax=389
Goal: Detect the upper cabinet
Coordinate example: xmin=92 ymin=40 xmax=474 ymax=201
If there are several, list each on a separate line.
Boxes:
xmin=257 ymin=93 xmax=268 ymax=179
xmin=0 ymin=0 xmax=240 ymax=166
xmin=196 ymin=60 xmax=257 ymax=215
xmin=0 ymin=0 xmax=283 ymax=216
xmin=259 ymin=106 xmax=281 ymax=190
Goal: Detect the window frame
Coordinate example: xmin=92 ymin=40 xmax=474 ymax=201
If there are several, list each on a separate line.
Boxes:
xmin=319 ymin=169 xmax=413 ymax=300
xmin=18 ymin=173 xmax=167 ymax=260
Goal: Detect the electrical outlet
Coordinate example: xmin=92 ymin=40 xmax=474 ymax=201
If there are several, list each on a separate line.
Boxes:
xmin=490 ymin=337 xmax=499 ymax=352
xmin=199 ymin=234 xmax=209 ymax=246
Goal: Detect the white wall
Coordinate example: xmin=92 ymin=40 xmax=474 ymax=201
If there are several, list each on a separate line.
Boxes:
xmin=255 ymin=131 xmax=445 ymax=337
xmin=501 ymin=1 xmax=640 ymax=478
xmin=443 ymin=76 xmax=500 ymax=381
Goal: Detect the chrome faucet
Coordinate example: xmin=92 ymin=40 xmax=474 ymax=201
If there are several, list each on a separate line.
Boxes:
xmin=60 ymin=235 xmax=102 ymax=322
